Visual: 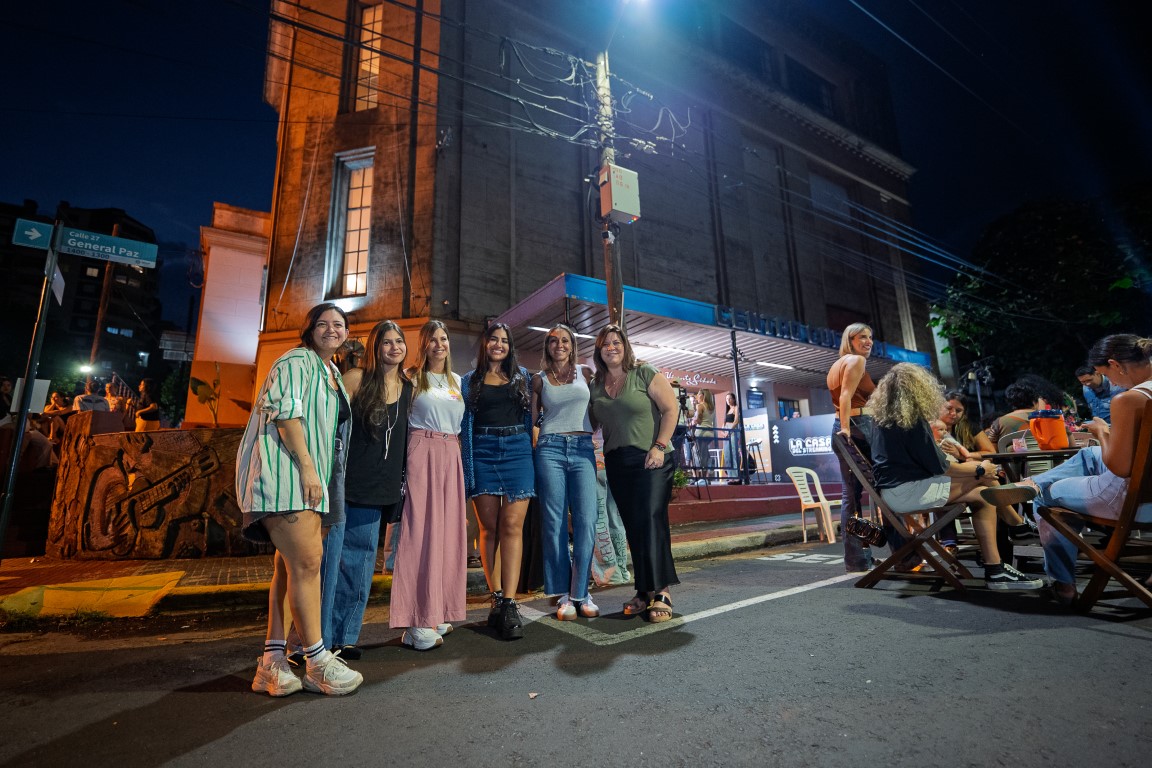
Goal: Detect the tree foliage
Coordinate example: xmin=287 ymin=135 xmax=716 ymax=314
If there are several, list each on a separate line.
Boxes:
xmin=930 ymin=189 xmax=1152 ymax=387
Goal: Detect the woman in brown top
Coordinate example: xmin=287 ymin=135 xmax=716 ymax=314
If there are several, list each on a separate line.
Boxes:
xmin=826 ymin=323 xmax=878 ymax=572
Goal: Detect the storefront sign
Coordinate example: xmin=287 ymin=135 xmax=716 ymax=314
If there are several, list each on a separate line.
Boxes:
xmin=768 ymin=414 xmax=839 ymax=484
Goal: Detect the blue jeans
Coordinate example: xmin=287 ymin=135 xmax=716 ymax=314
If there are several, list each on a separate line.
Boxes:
xmin=321 ymin=501 xmax=393 ymax=648
xmin=1033 ymin=446 xmax=1145 ymax=585
xmin=536 ymin=434 xmax=598 ymax=600
xmin=833 ymin=416 xmax=875 ymax=571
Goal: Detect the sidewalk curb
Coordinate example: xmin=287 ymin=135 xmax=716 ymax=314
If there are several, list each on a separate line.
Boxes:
xmin=155 ymin=526 xmax=808 ymax=614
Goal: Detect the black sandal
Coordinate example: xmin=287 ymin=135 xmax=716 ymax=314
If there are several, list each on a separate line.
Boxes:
xmin=622 ymin=593 xmax=649 ymax=616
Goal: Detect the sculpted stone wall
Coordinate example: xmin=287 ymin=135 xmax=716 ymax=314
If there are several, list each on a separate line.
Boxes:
xmin=46 ymin=413 xmax=267 ymax=559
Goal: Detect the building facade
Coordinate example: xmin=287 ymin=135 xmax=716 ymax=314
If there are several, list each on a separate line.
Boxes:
xmin=258 ymin=0 xmax=932 ymax=411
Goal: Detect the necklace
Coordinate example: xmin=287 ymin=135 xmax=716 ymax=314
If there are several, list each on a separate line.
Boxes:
xmin=381 ymin=378 xmax=401 ymax=461
xmin=604 ymin=371 xmax=626 ymax=398
xmin=549 ymin=363 xmax=576 ymax=385
xmin=430 ymin=372 xmax=449 ymax=389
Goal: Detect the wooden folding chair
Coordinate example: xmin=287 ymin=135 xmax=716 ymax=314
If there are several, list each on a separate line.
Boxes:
xmin=832 ymin=434 xmax=973 ymax=590
xmin=1037 ymin=398 xmax=1152 ymax=611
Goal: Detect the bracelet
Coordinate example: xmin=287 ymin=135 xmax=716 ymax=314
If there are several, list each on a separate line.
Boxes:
xmin=652 ymin=441 xmax=668 ymax=451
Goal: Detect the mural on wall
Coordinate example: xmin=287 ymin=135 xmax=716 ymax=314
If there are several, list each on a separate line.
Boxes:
xmin=46 ymin=418 xmax=265 ymax=560
xmin=184 ymin=360 xmax=255 ymax=428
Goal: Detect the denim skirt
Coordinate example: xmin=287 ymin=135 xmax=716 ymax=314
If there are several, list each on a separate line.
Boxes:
xmin=471 ymin=431 xmax=536 ymax=500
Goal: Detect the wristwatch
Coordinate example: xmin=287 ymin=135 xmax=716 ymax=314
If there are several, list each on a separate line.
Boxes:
xmin=652 ymin=440 xmax=668 ymax=451
xmin=974 ymin=465 xmax=986 ymax=479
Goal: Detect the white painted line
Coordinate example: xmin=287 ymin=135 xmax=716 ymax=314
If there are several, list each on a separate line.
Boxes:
xmin=519 ymin=572 xmax=858 ymax=646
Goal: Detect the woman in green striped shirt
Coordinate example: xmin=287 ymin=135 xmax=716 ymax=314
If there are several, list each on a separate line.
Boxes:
xmin=236 ymin=303 xmax=363 ymax=697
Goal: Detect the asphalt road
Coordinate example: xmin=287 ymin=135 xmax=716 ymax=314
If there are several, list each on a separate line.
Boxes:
xmin=2 ymin=542 xmax=1150 ymax=768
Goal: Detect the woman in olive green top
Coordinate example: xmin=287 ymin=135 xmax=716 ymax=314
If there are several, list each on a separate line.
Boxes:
xmin=588 ymin=324 xmax=680 ymax=622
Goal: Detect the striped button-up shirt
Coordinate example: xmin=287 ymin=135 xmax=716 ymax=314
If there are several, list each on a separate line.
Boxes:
xmin=236 ymin=347 xmax=347 ymax=515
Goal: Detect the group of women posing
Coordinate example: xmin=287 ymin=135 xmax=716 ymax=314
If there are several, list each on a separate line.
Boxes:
xmin=236 ymin=304 xmax=681 ymax=697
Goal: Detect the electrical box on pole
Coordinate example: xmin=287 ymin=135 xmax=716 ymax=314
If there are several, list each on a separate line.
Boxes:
xmin=598 ymin=163 xmax=640 ymax=224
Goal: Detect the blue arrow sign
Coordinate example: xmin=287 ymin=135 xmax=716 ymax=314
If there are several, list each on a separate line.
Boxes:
xmin=54 ymin=227 xmax=158 ymax=269
xmin=12 ymin=218 xmax=53 ymax=250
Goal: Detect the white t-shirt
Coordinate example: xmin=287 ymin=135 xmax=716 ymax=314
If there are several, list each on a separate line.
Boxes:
xmin=409 ymin=372 xmax=465 ymax=435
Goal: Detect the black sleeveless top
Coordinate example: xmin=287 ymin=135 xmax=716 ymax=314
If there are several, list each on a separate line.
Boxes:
xmin=345 ymin=381 xmax=412 ymax=506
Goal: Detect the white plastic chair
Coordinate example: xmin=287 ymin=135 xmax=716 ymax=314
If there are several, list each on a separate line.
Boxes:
xmin=785 ymin=466 xmax=839 ymax=544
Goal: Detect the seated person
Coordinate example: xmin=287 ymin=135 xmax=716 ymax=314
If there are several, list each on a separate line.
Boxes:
xmin=974 ymin=378 xmax=1046 ymax=453
xmin=870 ymin=363 xmax=1042 ymax=591
xmin=985 ymin=334 xmax=1152 ymax=605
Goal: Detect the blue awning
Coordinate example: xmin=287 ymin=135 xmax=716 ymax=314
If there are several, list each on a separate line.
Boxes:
xmin=497 ymin=274 xmax=931 ymax=390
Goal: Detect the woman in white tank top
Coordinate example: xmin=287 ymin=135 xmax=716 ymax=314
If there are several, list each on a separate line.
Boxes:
xmin=989 ymin=334 xmax=1152 ymax=604
xmin=530 ymin=324 xmax=601 ymax=621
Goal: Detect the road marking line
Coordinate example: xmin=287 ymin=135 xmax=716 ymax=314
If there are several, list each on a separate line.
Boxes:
xmin=519 ymin=572 xmax=858 ymax=646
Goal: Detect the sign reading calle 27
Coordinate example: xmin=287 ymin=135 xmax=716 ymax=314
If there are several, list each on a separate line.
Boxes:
xmin=55 ymin=227 xmax=158 ymax=269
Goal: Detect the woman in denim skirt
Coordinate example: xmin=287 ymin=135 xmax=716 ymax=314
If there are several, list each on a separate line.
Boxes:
xmin=460 ymin=322 xmax=536 ymax=640
xmin=531 ymin=324 xmax=600 ymax=621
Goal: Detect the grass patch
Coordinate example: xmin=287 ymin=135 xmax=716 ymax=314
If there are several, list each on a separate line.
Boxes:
xmin=0 ymin=607 xmax=114 ymax=632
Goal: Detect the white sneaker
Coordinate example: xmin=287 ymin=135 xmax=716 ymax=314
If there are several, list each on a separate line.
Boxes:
xmin=302 ymin=654 xmax=364 ymax=696
xmin=402 ymin=627 xmax=444 ymax=650
xmin=555 ymin=595 xmax=577 ymax=621
xmin=576 ymin=596 xmax=600 ymax=618
xmin=251 ymin=657 xmax=302 ymax=697
xmin=436 ymin=623 xmax=454 ymax=636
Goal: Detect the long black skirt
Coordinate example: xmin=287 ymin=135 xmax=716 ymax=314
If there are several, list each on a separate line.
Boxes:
xmin=604 ymin=446 xmax=680 ymax=593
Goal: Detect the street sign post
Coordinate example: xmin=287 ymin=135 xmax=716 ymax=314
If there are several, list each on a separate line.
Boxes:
xmin=55 ymin=226 xmax=158 ymax=269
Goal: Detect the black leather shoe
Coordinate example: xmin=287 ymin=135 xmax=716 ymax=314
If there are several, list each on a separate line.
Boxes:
xmin=334 ymin=645 xmax=362 ymax=661
xmin=499 ymin=597 xmax=524 ymax=641
xmin=487 ymin=591 xmax=503 ymax=629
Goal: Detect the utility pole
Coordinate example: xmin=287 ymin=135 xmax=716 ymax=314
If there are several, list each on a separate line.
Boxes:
xmin=595 ymin=50 xmax=625 ymax=330
xmin=89 ymin=222 xmax=121 ymax=373
xmin=0 ymin=217 xmax=61 ymax=564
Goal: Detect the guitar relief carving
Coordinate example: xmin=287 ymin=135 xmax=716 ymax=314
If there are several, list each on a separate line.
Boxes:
xmin=84 ymin=447 xmax=221 ymax=554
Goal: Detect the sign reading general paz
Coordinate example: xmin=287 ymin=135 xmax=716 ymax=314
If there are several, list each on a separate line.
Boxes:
xmin=55 ymin=227 xmax=158 ymax=269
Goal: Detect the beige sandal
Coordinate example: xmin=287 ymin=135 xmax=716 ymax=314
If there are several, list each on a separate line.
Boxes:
xmin=647 ymin=593 xmax=673 ymax=623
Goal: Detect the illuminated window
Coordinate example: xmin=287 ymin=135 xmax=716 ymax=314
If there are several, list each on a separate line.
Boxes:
xmin=330 ymin=149 xmax=374 ymax=297
xmin=85 ymin=267 xmax=99 ymax=278
xmin=354 ymin=3 xmax=384 ymax=111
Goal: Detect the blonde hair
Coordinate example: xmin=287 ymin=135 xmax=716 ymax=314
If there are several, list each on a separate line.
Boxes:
xmin=870 ymin=363 xmax=944 ymax=429
xmin=838 ymin=323 xmax=872 ymax=356
xmin=408 ymin=320 xmax=457 ymax=394
xmin=697 ymin=388 xmax=715 ymax=410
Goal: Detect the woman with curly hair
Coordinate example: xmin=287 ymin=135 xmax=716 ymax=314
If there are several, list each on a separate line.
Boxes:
xmin=461 ymin=322 xmax=536 ymax=640
xmin=869 ymin=363 xmax=1042 ymax=591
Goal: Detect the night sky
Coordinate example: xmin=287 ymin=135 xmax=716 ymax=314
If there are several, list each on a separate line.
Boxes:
xmin=2 ymin=0 xmax=1149 ymax=327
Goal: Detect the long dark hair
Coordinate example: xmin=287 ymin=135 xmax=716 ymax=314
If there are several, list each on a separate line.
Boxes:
xmin=1088 ymin=334 xmax=1152 ymax=366
xmin=943 ymin=390 xmax=977 ymax=450
xmin=299 ymin=302 xmax=349 ymax=352
xmin=353 ymin=320 xmax=408 ymax=440
xmin=468 ymin=322 xmax=529 ymax=413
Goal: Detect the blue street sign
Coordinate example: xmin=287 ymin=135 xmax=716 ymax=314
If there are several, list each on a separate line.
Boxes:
xmin=12 ymin=218 xmax=53 ymax=250
xmin=54 ymin=226 xmax=158 ymax=269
